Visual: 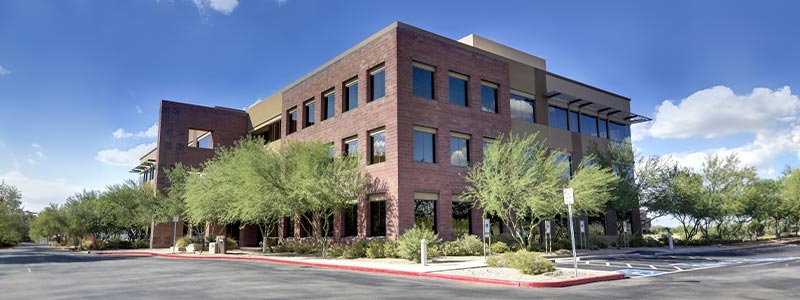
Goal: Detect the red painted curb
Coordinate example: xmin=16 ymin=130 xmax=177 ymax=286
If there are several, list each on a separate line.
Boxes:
xmin=95 ymin=251 xmax=625 ymax=288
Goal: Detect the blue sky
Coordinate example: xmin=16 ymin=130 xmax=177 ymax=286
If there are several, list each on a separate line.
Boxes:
xmin=1 ymin=1 xmax=799 ymax=227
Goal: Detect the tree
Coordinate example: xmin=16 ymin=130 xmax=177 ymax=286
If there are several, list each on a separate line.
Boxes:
xmin=463 ymin=133 xmax=615 ymax=250
xmin=589 ymin=141 xmax=642 ymax=238
xmin=781 ymin=167 xmax=800 ymax=235
xmin=698 ymin=154 xmax=756 ymax=241
xmin=641 ymin=159 xmax=704 ymax=245
xmin=102 ymin=179 xmax=160 ymax=241
xmin=29 ymin=203 xmax=67 ymax=244
xmin=281 ymin=140 xmax=368 ymax=256
xmin=747 ymin=178 xmax=786 ymax=238
xmin=0 ymin=181 xmax=27 ymax=247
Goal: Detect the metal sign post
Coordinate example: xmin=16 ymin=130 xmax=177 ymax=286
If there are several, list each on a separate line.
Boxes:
xmin=172 ymin=215 xmax=179 ymax=254
xmin=544 ymin=220 xmax=551 ymax=253
xmin=483 ymin=218 xmax=491 ymax=257
xmin=579 ymin=220 xmax=586 ymax=250
xmin=623 ymin=221 xmax=629 ymax=248
xmin=563 ymin=188 xmax=578 ymax=278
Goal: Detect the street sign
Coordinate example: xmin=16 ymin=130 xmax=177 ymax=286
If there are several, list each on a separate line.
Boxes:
xmin=579 ymin=220 xmax=585 ymax=233
xmin=563 ymin=188 xmax=574 ymax=205
xmin=545 ymin=220 xmax=551 ymax=235
xmin=483 ymin=218 xmax=490 ymax=237
xmin=173 ymin=215 xmax=179 ymax=223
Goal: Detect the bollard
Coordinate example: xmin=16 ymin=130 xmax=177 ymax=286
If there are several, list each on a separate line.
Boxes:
xmin=421 ymin=239 xmax=428 ymax=266
xmin=668 ymin=232 xmax=674 ymax=250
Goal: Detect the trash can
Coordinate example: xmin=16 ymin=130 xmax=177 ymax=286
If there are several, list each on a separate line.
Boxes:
xmin=208 ymin=242 xmax=218 ymax=254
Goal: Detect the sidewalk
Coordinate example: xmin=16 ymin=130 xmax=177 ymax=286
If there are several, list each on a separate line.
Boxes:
xmin=94 ymin=247 xmax=624 ymax=288
xmin=95 ymin=238 xmax=796 ymax=288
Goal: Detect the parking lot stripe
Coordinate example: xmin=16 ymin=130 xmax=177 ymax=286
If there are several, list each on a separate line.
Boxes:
xmin=626 ymin=263 xmax=632 ymax=268
xmin=650 ymin=265 xmax=657 ymax=270
xmin=606 ymin=262 xmax=610 ymax=266
xmin=674 ymin=266 xmax=683 ymax=271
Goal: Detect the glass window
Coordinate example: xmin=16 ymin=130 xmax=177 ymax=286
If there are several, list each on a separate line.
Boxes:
xmin=370 ymin=68 xmax=385 ymax=101
xmin=555 ymin=152 xmax=572 ymax=179
xmin=413 ymin=65 xmax=434 ymax=99
xmin=450 ymin=135 xmax=469 ymax=167
xmin=370 ymin=130 xmax=386 ymax=164
xmin=599 ymin=118 xmax=608 ymax=139
xmin=370 ymin=195 xmax=386 ymax=237
xmin=323 ymin=91 xmax=335 ymax=120
xmin=344 ymin=138 xmax=358 ymax=157
xmin=413 ymin=129 xmax=435 ymax=163
xmin=548 ymin=106 xmax=568 ymax=130
xmin=609 ymin=121 xmax=631 ymax=143
xmin=414 ymin=199 xmax=437 ymax=233
xmin=510 ymin=93 xmax=534 ymax=123
xmin=451 ymin=198 xmax=472 ymax=236
xmin=287 ymin=109 xmax=297 ymax=134
xmin=345 ymin=80 xmax=358 ymax=112
xmin=569 ymin=110 xmax=579 ymax=132
xmin=581 ymin=113 xmax=599 ymax=137
xmin=489 ymin=214 xmax=504 ymax=235
xmin=304 ymin=101 xmax=315 ymax=128
xmin=481 ymin=83 xmax=498 ymax=113
xmin=449 ymin=74 xmax=468 ymax=106
xmin=482 ymin=138 xmax=495 ymax=157
xmin=344 ymin=204 xmax=358 ymax=237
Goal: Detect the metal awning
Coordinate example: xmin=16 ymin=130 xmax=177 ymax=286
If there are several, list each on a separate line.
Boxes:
xmin=129 ymin=158 xmax=156 ymax=173
xmin=545 ymin=91 xmax=652 ymax=124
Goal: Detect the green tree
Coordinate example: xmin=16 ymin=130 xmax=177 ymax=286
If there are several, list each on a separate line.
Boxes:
xmin=29 ymin=203 xmax=67 ymax=244
xmin=0 ymin=181 xmax=27 ymax=247
xmin=746 ymin=178 xmax=786 ymax=238
xmin=698 ymin=154 xmax=756 ymax=241
xmin=463 ymin=133 xmax=614 ymax=250
xmin=641 ymin=160 xmax=704 ymax=245
xmin=781 ymin=167 xmax=800 ymax=235
xmin=102 ymin=179 xmax=160 ymax=241
xmin=588 ymin=141 xmax=641 ymax=238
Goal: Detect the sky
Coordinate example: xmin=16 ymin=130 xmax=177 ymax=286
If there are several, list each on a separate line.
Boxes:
xmin=1 ymin=0 xmax=799 ymax=227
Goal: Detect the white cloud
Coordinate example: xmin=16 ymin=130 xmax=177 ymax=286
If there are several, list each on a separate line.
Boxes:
xmin=95 ymin=142 xmax=157 ymax=167
xmin=660 ymin=126 xmax=800 ymax=177
xmin=0 ymin=65 xmax=10 ymax=76
xmin=193 ymin=0 xmax=238 ymax=15
xmin=275 ymin=0 xmax=286 ymax=6
xmin=0 ymin=170 xmax=83 ymax=211
xmin=640 ymin=86 xmax=799 ymax=139
xmin=27 ymin=158 xmax=37 ymax=165
xmin=136 ymin=105 xmax=143 ymax=114
xmin=112 ymin=123 xmax=158 ymax=139
xmin=32 ymin=143 xmax=46 ymax=159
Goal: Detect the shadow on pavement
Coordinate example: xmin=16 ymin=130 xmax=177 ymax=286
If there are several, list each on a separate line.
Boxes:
xmin=0 ymin=246 xmax=147 ymax=265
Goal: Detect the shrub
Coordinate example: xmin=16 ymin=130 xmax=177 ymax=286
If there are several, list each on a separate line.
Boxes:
xmin=491 ymin=241 xmax=510 ymax=254
xmin=366 ymin=240 xmax=386 ymax=259
xmin=553 ymin=239 xmax=572 ymax=250
xmin=587 ymin=236 xmax=608 ymax=250
xmin=325 ymin=245 xmax=344 ymax=257
xmin=444 ymin=234 xmax=484 ymax=256
xmin=343 ymin=240 xmax=368 ymax=259
xmin=509 ymin=251 xmax=556 ymax=275
xmin=225 ymin=237 xmax=239 ymax=250
xmin=486 ymin=252 xmax=511 ymax=268
xmin=491 ymin=234 xmax=519 ymax=250
xmin=105 ymin=239 xmax=132 ymax=250
xmin=175 ymin=236 xmax=193 ymax=248
xmin=554 ymin=249 xmax=572 ymax=256
xmin=397 ymin=226 xmax=441 ymax=262
xmin=132 ymin=239 xmax=150 ymax=249
xmin=383 ymin=239 xmax=398 ymax=258
xmin=276 ymin=241 xmax=317 ymax=255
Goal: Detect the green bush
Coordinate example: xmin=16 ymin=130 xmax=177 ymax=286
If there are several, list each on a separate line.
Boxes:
xmin=587 ymin=236 xmax=608 ymax=250
xmin=366 ymin=240 xmax=386 ymax=259
xmin=105 ymin=239 xmax=132 ymax=249
xmin=442 ymin=234 xmax=483 ymax=256
xmin=325 ymin=245 xmax=344 ymax=257
xmin=490 ymin=234 xmax=519 ymax=250
xmin=553 ymin=239 xmax=572 ymax=250
xmin=343 ymin=240 xmax=368 ymax=259
xmin=132 ymin=239 xmax=150 ymax=249
xmin=225 ymin=237 xmax=239 ymax=250
xmin=276 ymin=241 xmax=317 ymax=255
xmin=175 ymin=236 xmax=192 ymax=248
xmin=486 ymin=250 xmax=555 ymax=275
xmin=554 ymin=249 xmax=572 ymax=256
xmin=383 ymin=239 xmax=398 ymax=258
xmin=491 ymin=241 xmax=510 ymax=254
xmin=397 ymin=226 xmax=441 ymax=262
xmin=509 ymin=251 xmax=556 ymax=275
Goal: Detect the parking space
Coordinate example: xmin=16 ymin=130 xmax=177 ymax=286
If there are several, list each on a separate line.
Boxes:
xmin=555 ymin=255 xmax=722 ymax=278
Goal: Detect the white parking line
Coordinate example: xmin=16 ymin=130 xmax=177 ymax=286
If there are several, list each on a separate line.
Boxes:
xmin=674 ymin=266 xmax=683 ymax=271
xmin=606 ymin=262 xmax=610 ymax=266
xmin=626 ymin=263 xmax=632 ymax=268
xmin=650 ymin=265 xmax=658 ymax=270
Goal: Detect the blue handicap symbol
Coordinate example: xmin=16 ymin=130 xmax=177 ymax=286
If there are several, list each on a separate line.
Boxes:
xmin=617 ymin=269 xmax=665 ymax=276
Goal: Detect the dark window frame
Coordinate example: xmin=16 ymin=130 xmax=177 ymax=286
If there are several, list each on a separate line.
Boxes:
xmin=303 ymin=100 xmax=316 ymax=128
xmin=370 ymin=67 xmax=386 ymax=101
xmin=448 ymin=73 xmax=468 ymax=107
xmin=413 ymin=128 xmax=436 ymax=163
xmin=412 ymin=64 xmax=435 ymax=99
xmin=369 ymin=130 xmax=386 ymax=164
xmin=481 ymin=83 xmax=498 ymax=113
xmin=287 ymin=108 xmax=298 ymax=135
xmin=344 ymin=79 xmax=358 ymax=112
xmin=322 ymin=90 xmax=335 ymax=121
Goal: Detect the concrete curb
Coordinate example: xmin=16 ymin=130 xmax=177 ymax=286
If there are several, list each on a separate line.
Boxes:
xmin=95 ymin=251 xmax=625 ymax=288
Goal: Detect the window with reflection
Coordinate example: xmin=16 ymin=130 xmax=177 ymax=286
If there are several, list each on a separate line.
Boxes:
xmin=370 ymin=194 xmax=386 ymax=236
xmin=370 ymin=130 xmax=386 ymax=164
xmin=569 ymin=111 xmax=579 ymax=132
xmin=581 ymin=113 xmax=598 ymax=137
xmin=548 ymin=106 xmax=568 ymax=130
xmin=449 ymin=73 xmax=468 ymax=106
xmin=323 ymin=91 xmax=335 ymax=120
xmin=555 ymin=152 xmax=572 ymax=179
xmin=344 ymin=138 xmax=358 ymax=157
xmin=450 ymin=135 xmax=469 ymax=167
xmin=304 ymin=101 xmax=315 ymax=128
xmin=451 ymin=198 xmax=472 ymax=236
xmin=370 ymin=68 xmax=385 ymax=101
xmin=609 ymin=121 xmax=631 ymax=143
xmin=510 ymin=93 xmax=534 ymax=123
xmin=414 ymin=198 xmax=437 ymax=233
xmin=287 ymin=108 xmax=298 ymax=134
xmin=345 ymin=79 xmax=358 ymax=112
xmin=413 ymin=129 xmax=435 ymax=163
xmin=413 ymin=64 xmax=434 ymax=99
xmin=481 ymin=83 xmax=498 ymax=113
xmin=599 ymin=118 xmax=608 ymax=139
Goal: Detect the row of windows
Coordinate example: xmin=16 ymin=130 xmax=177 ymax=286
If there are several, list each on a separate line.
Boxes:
xmin=341 ymin=129 xmax=386 ymax=165
xmin=413 ymin=127 xmax=473 ymax=167
xmin=547 ymin=105 xmax=631 ymax=142
xmin=411 ymin=62 xmax=499 ymax=114
xmin=286 ymin=65 xmax=387 ymax=135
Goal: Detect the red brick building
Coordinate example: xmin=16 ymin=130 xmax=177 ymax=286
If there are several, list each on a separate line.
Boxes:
xmin=133 ymin=22 xmax=649 ymax=248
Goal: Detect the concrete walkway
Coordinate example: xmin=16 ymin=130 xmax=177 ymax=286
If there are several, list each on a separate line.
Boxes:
xmin=94 ymin=238 xmax=797 ymax=288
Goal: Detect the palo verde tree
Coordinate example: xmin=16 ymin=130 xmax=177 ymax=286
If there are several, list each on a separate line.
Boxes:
xmin=29 ymin=203 xmax=68 ymax=244
xmin=640 ymin=158 xmax=705 ymax=245
xmin=588 ymin=141 xmax=642 ymax=238
xmin=697 ymin=154 xmax=757 ymax=242
xmin=781 ymin=167 xmax=800 ymax=236
xmin=281 ymin=140 xmax=368 ymax=256
xmin=463 ymin=133 xmax=614 ymax=250
xmin=101 ymin=179 xmax=160 ymax=241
